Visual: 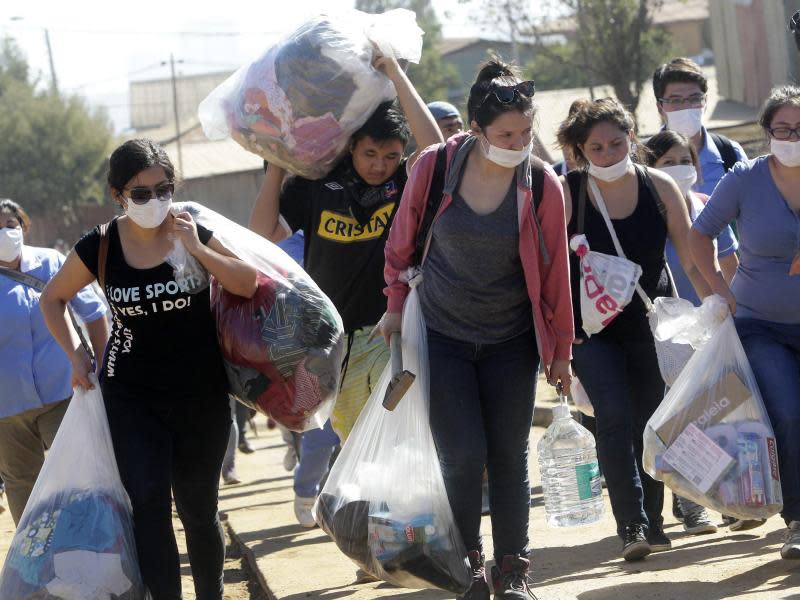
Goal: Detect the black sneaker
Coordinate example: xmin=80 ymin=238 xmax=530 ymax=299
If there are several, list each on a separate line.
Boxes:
xmin=647 ymin=524 xmax=672 ymax=552
xmin=621 ymin=524 xmax=651 ymax=561
xmin=490 ymin=555 xmax=538 ymax=599
xmin=672 ymin=494 xmax=684 ymax=522
xmin=458 ymin=550 xmax=490 ymax=600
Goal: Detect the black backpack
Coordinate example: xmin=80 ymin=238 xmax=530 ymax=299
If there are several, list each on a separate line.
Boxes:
xmin=709 ymin=132 xmax=739 ymax=173
xmin=413 ymin=142 xmax=546 ymax=265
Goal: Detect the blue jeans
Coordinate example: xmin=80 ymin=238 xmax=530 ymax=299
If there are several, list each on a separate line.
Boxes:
xmin=294 ymin=419 xmax=340 ymax=498
xmin=735 ymin=317 xmax=800 ymax=523
xmin=571 ymin=334 xmax=665 ymax=536
xmin=104 ymin=387 xmax=231 ymax=600
xmin=427 ymin=329 xmax=539 ymax=563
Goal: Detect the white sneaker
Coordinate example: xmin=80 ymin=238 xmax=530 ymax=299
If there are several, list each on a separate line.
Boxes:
xmin=283 ymin=447 xmax=298 ymax=472
xmin=294 ymin=496 xmax=318 ymax=528
xmin=781 ymin=521 xmax=800 ymax=560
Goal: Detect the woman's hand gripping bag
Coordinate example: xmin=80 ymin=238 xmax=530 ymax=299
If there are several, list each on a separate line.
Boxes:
xmin=644 ymin=295 xmax=783 ymax=521
xmin=174 ymin=202 xmax=345 ymax=433
xmin=0 ymin=378 xmax=149 ymax=600
xmin=313 ymin=272 xmax=471 ymax=594
xmin=198 ymin=9 xmax=423 ymax=180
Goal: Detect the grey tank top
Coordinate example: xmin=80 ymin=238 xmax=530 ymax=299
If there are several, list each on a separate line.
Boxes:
xmin=420 ymin=175 xmax=533 ymax=344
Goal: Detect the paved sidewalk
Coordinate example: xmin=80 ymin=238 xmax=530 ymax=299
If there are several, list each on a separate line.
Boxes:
xmin=222 ymin=411 xmax=800 ymax=600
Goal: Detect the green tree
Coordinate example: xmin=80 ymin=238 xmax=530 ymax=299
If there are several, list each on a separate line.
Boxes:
xmin=460 ymin=0 xmax=674 ymax=117
xmin=525 ymin=40 xmax=588 ymax=91
xmin=0 ymin=37 xmax=113 ymax=221
xmin=355 ymin=0 xmax=460 ymax=101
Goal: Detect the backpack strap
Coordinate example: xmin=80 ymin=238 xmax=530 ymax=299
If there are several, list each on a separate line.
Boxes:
xmin=709 ymin=132 xmax=738 ymax=173
xmin=530 ymin=157 xmax=545 ymax=213
xmin=413 ymin=143 xmax=449 ymax=266
xmin=97 ymin=220 xmax=111 ymax=292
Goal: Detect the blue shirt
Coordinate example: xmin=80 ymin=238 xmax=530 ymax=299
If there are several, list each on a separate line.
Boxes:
xmin=0 ymin=246 xmax=107 ymax=418
xmin=666 ymin=192 xmax=738 ymax=305
xmin=694 ymin=127 xmax=748 ymax=196
xmin=693 ymin=156 xmax=800 ymax=324
xmin=277 ymin=230 xmax=305 ymax=267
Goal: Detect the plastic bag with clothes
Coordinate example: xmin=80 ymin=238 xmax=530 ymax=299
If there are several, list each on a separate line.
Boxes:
xmin=313 ymin=271 xmax=471 ymax=594
xmin=165 ymin=236 xmax=209 ymax=295
xmin=198 ymin=9 xmax=423 ymax=180
xmin=644 ymin=295 xmax=783 ymax=521
xmin=0 ymin=378 xmax=149 ymax=600
xmin=174 ymin=202 xmax=344 ymax=432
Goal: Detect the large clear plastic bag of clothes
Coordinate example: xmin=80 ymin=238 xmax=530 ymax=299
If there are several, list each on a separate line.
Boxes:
xmin=313 ymin=270 xmax=471 ymax=594
xmin=198 ymin=9 xmax=423 ymax=180
xmin=174 ymin=202 xmax=344 ymax=432
xmin=0 ymin=378 xmax=149 ymax=599
xmin=644 ymin=295 xmax=783 ymax=521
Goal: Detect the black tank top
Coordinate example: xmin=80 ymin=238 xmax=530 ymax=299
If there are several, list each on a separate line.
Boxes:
xmin=566 ymin=167 xmax=671 ymax=340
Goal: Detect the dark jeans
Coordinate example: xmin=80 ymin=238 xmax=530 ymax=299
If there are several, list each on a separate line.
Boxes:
xmin=104 ymin=386 xmax=231 ymax=600
xmin=571 ymin=334 xmax=665 ymax=537
xmin=427 ymin=328 xmax=539 ymax=563
xmin=736 ymin=317 xmax=800 ymax=523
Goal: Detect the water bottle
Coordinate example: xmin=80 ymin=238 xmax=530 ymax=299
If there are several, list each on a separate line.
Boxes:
xmin=537 ymin=388 xmax=604 ymax=527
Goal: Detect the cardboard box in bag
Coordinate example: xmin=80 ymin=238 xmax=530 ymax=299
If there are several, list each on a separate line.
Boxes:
xmin=655 ymin=371 xmax=751 ymax=447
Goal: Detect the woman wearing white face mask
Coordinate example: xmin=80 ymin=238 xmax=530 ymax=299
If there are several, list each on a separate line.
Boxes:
xmin=557 ymin=98 xmax=709 ymax=562
xmin=381 ymin=60 xmax=573 ymax=599
xmin=690 ymin=85 xmax=800 ymax=561
xmin=0 ymin=199 xmax=109 ymax=525
xmin=40 ymin=139 xmax=258 ymax=599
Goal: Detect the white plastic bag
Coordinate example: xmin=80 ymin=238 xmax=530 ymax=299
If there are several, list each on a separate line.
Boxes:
xmin=198 ymin=9 xmax=423 ymax=180
xmin=569 ymin=234 xmax=641 ymax=336
xmin=644 ymin=296 xmax=782 ymax=520
xmin=313 ymin=271 xmax=471 ymax=594
xmin=165 ymin=236 xmax=209 ymax=295
xmin=0 ymin=378 xmax=149 ymax=599
xmin=174 ymin=202 xmax=344 ymax=432
xmin=648 ymin=295 xmax=729 ymax=386
xmin=571 ymin=376 xmax=594 ymax=418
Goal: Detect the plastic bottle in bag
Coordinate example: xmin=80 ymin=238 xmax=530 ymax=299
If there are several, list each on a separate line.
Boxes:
xmin=537 ymin=400 xmax=604 ymax=527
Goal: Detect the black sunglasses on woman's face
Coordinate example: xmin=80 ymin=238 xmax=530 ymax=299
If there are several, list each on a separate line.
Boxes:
xmin=124 ymin=182 xmax=175 ymax=205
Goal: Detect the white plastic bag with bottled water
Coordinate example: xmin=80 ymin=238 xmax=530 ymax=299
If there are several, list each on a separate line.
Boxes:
xmin=644 ymin=295 xmax=783 ymax=521
xmin=0 ymin=378 xmax=149 ymax=599
xmin=570 ymin=375 xmax=594 ymax=418
xmin=313 ymin=270 xmax=471 ymax=594
xmin=198 ymin=9 xmax=423 ymax=180
xmin=537 ymin=391 xmax=604 ymax=527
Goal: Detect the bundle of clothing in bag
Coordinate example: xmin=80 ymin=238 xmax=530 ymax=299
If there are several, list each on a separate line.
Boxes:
xmin=213 ymin=269 xmax=344 ymax=432
xmin=0 ymin=489 xmax=146 ymax=599
xmin=315 ymin=491 xmax=469 ymax=593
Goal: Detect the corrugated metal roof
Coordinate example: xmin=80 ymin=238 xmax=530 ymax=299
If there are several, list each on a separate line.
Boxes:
xmin=161 ymin=137 xmax=264 ymax=181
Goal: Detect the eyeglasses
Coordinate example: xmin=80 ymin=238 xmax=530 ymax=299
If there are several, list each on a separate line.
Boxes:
xmin=480 ymin=80 xmax=536 ymax=108
xmin=768 ymin=127 xmax=800 ymax=141
xmin=658 ymin=94 xmax=707 ymax=108
xmin=124 ymin=182 xmax=174 ymax=204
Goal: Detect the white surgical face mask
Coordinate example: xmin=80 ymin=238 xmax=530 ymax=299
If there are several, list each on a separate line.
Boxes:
xmin=665 ymin=108 xmax=704 ymax=138
xmin=125 ymin=197 xmax=173 ymax=229
xmin=0 ymin=226 xmax=23 ymax=262
xmin=659 ymin=164 xmax=698 ymax=195
xmin=588 ymin=154 xmax=633 ymax=182
xmin=480 ymin=136 xmax=531 ymax=168
xmin=771 ymin=139 xmax=800 ymax=168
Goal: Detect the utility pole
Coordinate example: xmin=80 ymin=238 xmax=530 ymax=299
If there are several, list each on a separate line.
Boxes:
xmin=44 ymin=28 xmax=58 ymax=95
xmin=162 ymin=54 xmax=184 ymax=174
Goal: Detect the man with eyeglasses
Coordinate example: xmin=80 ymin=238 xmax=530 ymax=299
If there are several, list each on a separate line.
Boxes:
xmin=653 ymin=57 xmax=748 ymax=196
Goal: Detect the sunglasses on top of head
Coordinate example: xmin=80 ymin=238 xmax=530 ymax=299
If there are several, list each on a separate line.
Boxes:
xmin=124 ymin=182 xmax=175 ymax=205
xmin=480 ymin=80 xmax=536 ymax=107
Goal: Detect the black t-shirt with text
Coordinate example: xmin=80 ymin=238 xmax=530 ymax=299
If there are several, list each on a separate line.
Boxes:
xmin=74 ymin=219 xmax=228 ymax=399
xmin=280 ymin=158 xmax=407 ymax=332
